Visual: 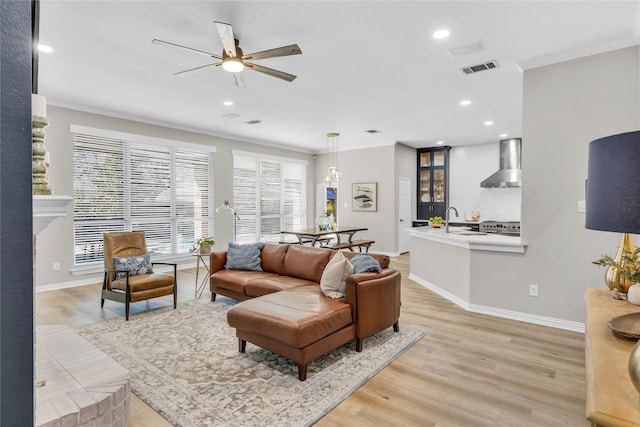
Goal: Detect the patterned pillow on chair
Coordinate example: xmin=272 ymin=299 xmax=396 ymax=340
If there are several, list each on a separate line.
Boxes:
xmin=113 ymin=253 xmax=154 ymax=279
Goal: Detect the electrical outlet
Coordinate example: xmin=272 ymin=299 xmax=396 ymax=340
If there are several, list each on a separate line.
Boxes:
xmin=53 ymin=262 xmax=60 ymax=271
xmin=529 ymin=284 xmax=539 ymax=297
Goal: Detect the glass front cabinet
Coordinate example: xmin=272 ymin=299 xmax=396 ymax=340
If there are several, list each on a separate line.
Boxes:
xmin=417 ymin=146 xmax=450 ymax=220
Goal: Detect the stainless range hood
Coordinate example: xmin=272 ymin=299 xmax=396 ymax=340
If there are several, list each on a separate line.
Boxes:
xmin=480 ymin=138 xmax=522 ymax=188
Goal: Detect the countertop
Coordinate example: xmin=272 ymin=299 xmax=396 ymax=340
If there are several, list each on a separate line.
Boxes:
xmin=408 ymin=226 xmax=528 ymax=253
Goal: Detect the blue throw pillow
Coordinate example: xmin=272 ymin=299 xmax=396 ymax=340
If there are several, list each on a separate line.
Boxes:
xmin=225 ymin=242 xmax=265 ymax=271
xmin=350 ymin=254 xmax=382 ymax=274
xmin=113 ymin=253 xmax=154 ymax=279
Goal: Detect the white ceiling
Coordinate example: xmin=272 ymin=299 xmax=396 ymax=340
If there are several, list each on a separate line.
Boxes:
xmin=38 ymin=1 xmax=640 ymax=154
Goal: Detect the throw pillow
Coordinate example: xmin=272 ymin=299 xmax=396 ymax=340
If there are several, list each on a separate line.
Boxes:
xmin=350 ymin=254 xmax=382 ymax=274
xmin=225 ymin=242 xmax=265 ymax=271
xmin=320 ymin=251 xmax=354 ymax=299
xmin=113 ymin=253 xmax=154 ymax=279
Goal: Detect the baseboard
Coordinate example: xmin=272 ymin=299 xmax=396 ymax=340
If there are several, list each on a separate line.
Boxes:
xmin=408 ymin=274 xmax=585 ymax=333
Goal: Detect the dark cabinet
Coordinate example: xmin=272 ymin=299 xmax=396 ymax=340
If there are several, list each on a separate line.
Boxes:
xmin=417 ymin=146 xmax=450 ymax=220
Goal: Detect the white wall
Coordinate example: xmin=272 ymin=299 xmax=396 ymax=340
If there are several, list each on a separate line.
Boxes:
xmin=315 ymin=145 xmax=397 ymax=254
xmin=36 ymin=106 xmax=315 ymax=288
xmin=469 ymin=46 xmax=639 ymax=323
xmin=449 ymin=143 xmax=521 ymax=221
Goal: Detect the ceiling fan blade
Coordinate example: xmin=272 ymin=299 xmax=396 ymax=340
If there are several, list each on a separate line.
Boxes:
xmin=214 ymin=21 xmax=237 ymax=57
xmin=152 ymin=39 xmax=221 ymax=59
xmin=243 ymin=44 xmax=302 ymax=61
xmin=174 ymin=63 xmax=221 ymax=77
xmin=231 ymin=72 xmax=246 ymax=88
xmin=244 ymin=62 xmax=297 ymax=82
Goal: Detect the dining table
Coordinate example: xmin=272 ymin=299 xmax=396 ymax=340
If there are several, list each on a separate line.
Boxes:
xmin=280 ymin=226 xmax=368 ymax=247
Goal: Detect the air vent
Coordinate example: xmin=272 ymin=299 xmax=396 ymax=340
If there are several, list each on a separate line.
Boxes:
xmin=461 ymin=60 xmax=498 ymax=75
xmin=245 ymin=119 xmax=263 ymax=125
xmin=365 ymin=129 xmax=380 ymax=134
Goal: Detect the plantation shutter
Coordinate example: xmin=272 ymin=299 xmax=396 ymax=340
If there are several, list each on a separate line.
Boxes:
xmin=72 ymin=129 xmax=213 ymax=264
xmin=232 ymin=151 xmax=306 ymax=243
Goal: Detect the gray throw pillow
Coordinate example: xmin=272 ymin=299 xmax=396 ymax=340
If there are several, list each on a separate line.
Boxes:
xmin=350 ymin=254 xmax=382 ymax=274
xmin=225 ymin=242 xmax=265 ymax=271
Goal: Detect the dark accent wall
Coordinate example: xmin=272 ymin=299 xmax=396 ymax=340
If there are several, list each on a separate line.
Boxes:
xmin=0 ymin=1 xmax=35 ymax=425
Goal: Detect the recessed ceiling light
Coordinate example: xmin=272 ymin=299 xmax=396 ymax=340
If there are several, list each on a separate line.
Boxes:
xmin=484 ymin=121 xmax=494 ymax=126
xmin=436 ymin=140 xmax=444 ymax=145
xmin=38 ymin=44 xmax=53 ymax=53
xmin=460 ymin=100 xmax=471 ymax=106
xmin=223 ymin=101 xmax=234 ymax=106
xmin=499 ymin=133 xmax=508 ymax=138
xmin=433 ymin=29 xmax=450 ymax=40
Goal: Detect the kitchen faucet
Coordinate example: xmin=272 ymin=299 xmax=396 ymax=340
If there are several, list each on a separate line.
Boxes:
xmin=445 ymin=206 xmax=459 ymax=233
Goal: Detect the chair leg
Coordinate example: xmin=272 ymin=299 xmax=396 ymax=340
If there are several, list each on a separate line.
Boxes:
xmin=125 ymin=300 xmax=129 ymax=321
xmin=173 ymin=287 xmax=177 ymax=309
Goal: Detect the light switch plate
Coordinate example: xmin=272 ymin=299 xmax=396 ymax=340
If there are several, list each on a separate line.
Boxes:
xmin=578 ymin=200 xmax=586 ymax=213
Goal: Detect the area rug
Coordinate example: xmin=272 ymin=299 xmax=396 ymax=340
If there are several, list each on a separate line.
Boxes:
xmin=79 ymin=297 xmax=423 ymax=427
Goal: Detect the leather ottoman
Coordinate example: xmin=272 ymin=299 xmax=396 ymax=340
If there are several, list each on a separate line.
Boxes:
xmin=227 ymin=286 xmax=357 ymax=381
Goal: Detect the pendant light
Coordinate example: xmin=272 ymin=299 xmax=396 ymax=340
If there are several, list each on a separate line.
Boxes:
xmin=325 ymin=132 xmax=341 ymax=184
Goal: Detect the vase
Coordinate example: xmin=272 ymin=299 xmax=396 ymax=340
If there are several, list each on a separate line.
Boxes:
xmin=628 ymin=284 xmax=640 ymax=305
xmin=629 ymin=340 xmax=640 ymax=394
xmin=316 ymin=212 xmax=331 ymax=231
xmin=604 ymin=233 xmax=636 ymax=295
xmin=199 ymin=245 xmax=212 ymax=254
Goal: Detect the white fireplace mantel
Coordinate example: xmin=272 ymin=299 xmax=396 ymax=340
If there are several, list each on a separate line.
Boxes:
xmin=33 ymin=195 xmax=73 ymax=235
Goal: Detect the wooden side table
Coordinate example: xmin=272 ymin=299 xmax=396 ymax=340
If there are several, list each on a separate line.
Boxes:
xmin=585 ymin=287 xmax=640 ymax=426
xmin=192 ymin=252 xmax=212 ymax=299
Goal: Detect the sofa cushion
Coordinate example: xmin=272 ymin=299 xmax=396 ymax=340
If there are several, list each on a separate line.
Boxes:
xmin=212 ymin=270 xmax=277 ymax=296
xmin=225 ymin=242 xmax=265 ymax=271
xmin=320 ymin=251 xmax=354 ymax=299
xmin=227 ymin=286 xmax=353 ymax=349
xmin=260 ymin=244 xmax=289 ymax=274
xmin=281 ymin=245 xmax=332 ymax=283
xmin=350 ymin=254 xmax=382 ymax=274
xmin=245 ymin=276 xmax=318 ymax=298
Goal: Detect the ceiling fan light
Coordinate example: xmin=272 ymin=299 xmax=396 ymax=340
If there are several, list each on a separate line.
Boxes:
xmin=223 ymin=59 xmax=244 ymax=73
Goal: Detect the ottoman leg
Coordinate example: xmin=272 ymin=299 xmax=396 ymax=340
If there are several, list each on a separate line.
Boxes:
xmin=239 ymin=338 xmax=246 ymax=353
xmin=297 ymin=363 xmax=308 ymax=381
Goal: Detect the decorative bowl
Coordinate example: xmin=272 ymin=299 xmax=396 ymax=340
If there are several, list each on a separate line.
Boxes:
xmin=430 ymin=223 xmax=444 ymax=228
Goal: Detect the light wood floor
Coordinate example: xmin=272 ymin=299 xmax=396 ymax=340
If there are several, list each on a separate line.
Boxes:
xmin=35 ymin=253 xmax=588 ymax=427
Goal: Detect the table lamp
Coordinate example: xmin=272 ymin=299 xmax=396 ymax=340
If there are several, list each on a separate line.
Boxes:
xmin=586 ymin=130 xmax=640 ymax=296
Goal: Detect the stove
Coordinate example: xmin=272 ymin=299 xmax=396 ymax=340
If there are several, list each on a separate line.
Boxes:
xmin=480 ymin=221 xmax=521 ymax=236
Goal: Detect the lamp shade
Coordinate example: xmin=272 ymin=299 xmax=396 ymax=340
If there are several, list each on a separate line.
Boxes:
xmin=586 ymin=130 xmax=640 ymax=234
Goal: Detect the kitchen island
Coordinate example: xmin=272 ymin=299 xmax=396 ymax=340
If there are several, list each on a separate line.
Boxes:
xmin=408 ymin=226 xmax=528 ymax=315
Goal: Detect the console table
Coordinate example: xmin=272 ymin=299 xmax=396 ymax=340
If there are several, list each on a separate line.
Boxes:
xmin=585 ymin=287 xmax=640 ymax=426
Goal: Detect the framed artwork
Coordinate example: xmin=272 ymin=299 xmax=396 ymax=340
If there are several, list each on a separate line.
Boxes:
xmin=352 ymin=182 xmax=377 ymax=212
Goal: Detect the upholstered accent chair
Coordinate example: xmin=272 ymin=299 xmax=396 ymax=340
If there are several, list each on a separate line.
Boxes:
xmin=102 ymin=231 xmax=177 ymax=320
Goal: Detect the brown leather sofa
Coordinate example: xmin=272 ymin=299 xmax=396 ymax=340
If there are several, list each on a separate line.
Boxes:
xmin=209 ymin=244 xmax=401 ymax=380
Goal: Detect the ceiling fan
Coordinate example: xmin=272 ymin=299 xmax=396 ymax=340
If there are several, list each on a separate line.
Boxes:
xmin=152 ymin=21 xmax=302 ymax=88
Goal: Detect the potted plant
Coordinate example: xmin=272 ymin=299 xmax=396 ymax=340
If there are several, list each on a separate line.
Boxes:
xmin=593 ymin=245 xmax=640 ymax=300
xmin=192 ymin=236 xmax=215 ymax=254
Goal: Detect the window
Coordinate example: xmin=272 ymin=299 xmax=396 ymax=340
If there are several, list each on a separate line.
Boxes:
xmin=232 ymin=151 xmax=306 ymax=243
xmin=72 ymin=126 xmax=214 ymax=265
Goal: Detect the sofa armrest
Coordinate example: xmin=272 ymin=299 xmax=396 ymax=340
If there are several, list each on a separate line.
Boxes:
xmin=210 ymin=251 xmax=227 ymax=274
xmin=345 ymin=268 xmax=401 ymax=339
